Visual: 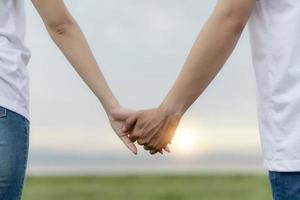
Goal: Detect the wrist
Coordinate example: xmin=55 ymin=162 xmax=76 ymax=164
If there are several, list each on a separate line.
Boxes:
xmin=159 ymin=99 xmax=186 ymax=118
xmin=100 ymin=95 xmax=120 ymax=117
xmin=158 ymin=102 xmax=183 ymax=129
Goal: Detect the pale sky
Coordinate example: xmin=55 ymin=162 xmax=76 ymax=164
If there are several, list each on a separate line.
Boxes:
xmin=25 ymin=0 xmax=263 ymax=174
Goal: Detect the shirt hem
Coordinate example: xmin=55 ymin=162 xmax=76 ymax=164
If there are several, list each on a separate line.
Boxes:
xmin=264 ymin=159 xmax=300 ymax=172
xmin=0 ymin=97 xmax=29 ymax=121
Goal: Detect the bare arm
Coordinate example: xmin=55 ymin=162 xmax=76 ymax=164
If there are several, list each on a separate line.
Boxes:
xmin=123 ymin=0 xmax=256 ymax=154
xmin=31 ymin=0 xmax=137 ymax=154
xmin=160 ymin=0 xmax=256 ymax=116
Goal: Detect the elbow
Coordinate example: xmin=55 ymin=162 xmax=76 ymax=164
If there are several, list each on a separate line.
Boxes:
xmin=218 ymin=9 xmax=249 ymax=34
xmin=47 ymin=17 xmax=77 ymax=36
xmin=228 ymin=17 xmax=248 ymax=35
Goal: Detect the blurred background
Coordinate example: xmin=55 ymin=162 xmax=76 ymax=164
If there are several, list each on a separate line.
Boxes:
xmin=23 ymin=0 xmax=271 ymax=199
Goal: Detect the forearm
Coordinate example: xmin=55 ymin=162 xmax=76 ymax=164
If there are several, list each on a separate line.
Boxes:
xmin=160 ymin=2 xmax=253 ymax=116
xmin=48 ymin=22 xmax=119 ymax=115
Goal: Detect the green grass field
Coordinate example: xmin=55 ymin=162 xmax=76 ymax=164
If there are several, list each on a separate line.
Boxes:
xmin=22 ymin=175 xmax=272 ymax=200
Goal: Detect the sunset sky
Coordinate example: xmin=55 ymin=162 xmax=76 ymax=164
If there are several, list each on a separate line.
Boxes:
xmin=25 ymin=0 xmax=263 ymax=174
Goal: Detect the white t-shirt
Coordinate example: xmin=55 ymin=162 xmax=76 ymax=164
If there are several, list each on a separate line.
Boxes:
xmin=248 ymin=0 xmax=300 ymax=171
xmin=0 ymin=0 xmax=31 ymax=120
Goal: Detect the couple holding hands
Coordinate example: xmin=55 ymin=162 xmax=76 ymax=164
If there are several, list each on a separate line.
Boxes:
xmin=26 ymin=0 xmax=253 ymax=156
xmin=5 ymin=0 xmax=294 ymax=200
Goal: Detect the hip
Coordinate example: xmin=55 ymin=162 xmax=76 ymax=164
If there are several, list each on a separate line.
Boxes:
xmin=269 ymin=171 xmax=300 ymax=200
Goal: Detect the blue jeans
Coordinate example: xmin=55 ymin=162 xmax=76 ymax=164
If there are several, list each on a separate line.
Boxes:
xmin=0 ymin=106 xmax=29 ymax=200
xmin=269 ymin=171 xmax=300 ymax=200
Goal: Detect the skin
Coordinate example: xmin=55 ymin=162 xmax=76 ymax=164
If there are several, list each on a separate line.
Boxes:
xmin=122 ymin=0 xmax=257 ymax=154
xmin=31 ymin=0 xmax=137 ymax=154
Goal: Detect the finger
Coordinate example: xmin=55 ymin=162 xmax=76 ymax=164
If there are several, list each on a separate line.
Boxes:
xmin=144 ymin=145 xmax=151 ymax=151
xmin=129 ymin=131 xmax=141 ymax=143
xmin=120 ymin=134 xmax=138 ymax=155
xmin=150 ymin=149 xmax=159 ymax=155
xmin=138 ymin=138 xmax=148 ymax=146
xmin=122 ymin=115 xmax=138 ymax=133
xmin=147 ymin=123 xmax=169 ymax=153
xmin=164 ymin=145 xmax=171 ymax=153
xmin=160 ymin=119 xmax=179 ymax=152
xmin=137 ymin=139 xmax=146 ymax=145
xmin=160 ymin=140 xmax=171 ymax=153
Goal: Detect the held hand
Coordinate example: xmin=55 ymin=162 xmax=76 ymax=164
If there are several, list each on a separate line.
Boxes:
xmin=108 ymin=107 xmax=138 ymax=155
xmin=122 ymin=107 xmax=181 ymax=155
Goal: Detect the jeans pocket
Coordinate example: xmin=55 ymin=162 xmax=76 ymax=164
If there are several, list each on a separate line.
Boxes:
xmin=0 ymin=106 xmax=7 ymax=118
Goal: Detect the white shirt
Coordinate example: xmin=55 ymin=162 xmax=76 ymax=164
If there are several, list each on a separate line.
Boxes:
xmin=0 ymin=0 xmax=31 ymax=120
xmin=248 ymin=0 xmax=300 ymax=171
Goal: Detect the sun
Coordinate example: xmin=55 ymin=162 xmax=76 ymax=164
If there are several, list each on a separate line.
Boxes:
xmin=170 ymin=126 xmax=199 ymax=156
